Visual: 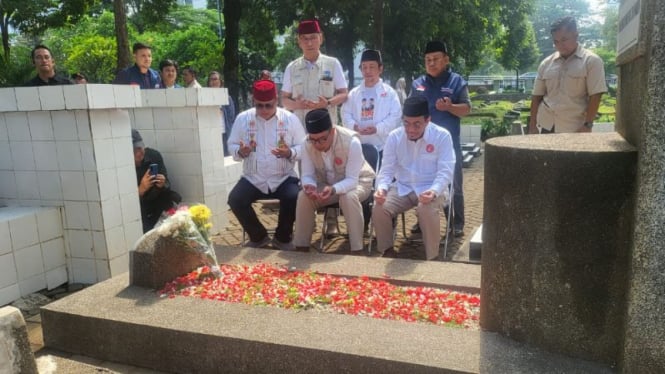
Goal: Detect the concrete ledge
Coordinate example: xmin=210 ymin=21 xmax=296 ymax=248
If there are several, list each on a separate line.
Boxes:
xmin=42 ymin=248 xmax=612 ymax=373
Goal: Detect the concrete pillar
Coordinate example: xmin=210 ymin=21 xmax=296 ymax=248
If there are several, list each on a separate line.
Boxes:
xmin=620 ymin=1 xmax=665 ymax=371
xmin=480 ymin=133 xmax=636 ymax=365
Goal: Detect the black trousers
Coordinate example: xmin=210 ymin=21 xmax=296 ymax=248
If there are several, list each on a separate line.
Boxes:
xmin=228 ymin=176 xmax=300 ymax=243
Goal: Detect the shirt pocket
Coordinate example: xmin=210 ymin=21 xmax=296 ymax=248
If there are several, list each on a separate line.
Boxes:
xmin=542 ymin=68 xmax=560 ymax=92
xmin=319 ymin=80 xmax=335 ymax=98
xmin=419 ymin=154 xmax=438 ymax=175
xmin=564 ymin=66 xmax=587 ymax=98
xmin=291 ymin=74 xmax=304 ymax=98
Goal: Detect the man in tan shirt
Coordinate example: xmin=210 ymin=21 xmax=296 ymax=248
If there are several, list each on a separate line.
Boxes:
xmin=529 ymin=16 xmax=607 ymax=134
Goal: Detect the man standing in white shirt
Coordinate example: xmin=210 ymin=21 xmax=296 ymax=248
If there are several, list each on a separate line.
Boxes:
xmin=281 ymin=19 xmax=348 ymax=126
xmin=227 ymin=80 xmax=306 ymax=250
xmin=294 ymin=109 xmax=375 ymax=253
xmin=341 ymin=49 xmax=401 ymax=161
xmin=372 ymin=96 xmax=455 ymax=260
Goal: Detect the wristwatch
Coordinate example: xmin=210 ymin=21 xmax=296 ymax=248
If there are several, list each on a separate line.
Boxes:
xmin=583 ymin=121 xmax=594 ymax=129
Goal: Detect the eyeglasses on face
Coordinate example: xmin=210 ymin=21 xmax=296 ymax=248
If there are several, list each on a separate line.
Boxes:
xmin=307 ymin=131 xmax=331 ymax=145
xmin=403 ymin=119 xmax=427 ymax=129
xmin=255 ymin=102 xmax=275 ymax=109
xmin=299 ymin=35 xmax=319 ymax=43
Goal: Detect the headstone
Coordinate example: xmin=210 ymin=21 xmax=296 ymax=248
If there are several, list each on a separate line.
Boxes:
xmin=129 ymin=230 xmax=209 ymax=290
xmin=0 ymin=306 xmax=38 ymax=374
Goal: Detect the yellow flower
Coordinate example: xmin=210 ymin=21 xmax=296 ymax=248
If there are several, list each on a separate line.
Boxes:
xmin=189 ymin=204 xmax=212 ymax=230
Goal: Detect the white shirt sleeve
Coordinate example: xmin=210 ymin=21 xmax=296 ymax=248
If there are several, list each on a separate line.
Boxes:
xmin=332 ymin=59 xmax=347 ymax=90
xmin=377 ymin=131 xmax=398 ymax=192
xmin=228 ymin=112 xmax=246 ymax=161
xmin=333 ymin=136 xmax=363 ymax=194
xmin=281 ymin=62 xmax=294 ymax=94
xmin=430 ymin=130 xmax=456 ymax=196
xmin=288 ymin=114 xmax=306 ymax=161
xmin=340 ymin=88 xmax=358 ymax=128
xmin=375 ymin=87 xmax=402 ymax=139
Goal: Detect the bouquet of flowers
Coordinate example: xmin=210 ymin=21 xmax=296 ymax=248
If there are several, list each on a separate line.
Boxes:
xmin=155 ymin=203 xmax=222 ymax=277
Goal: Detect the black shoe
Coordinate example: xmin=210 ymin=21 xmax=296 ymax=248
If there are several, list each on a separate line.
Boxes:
xmin=410 ymin=223 xmax=421 ymax=234
xmin=454 ymin=228 xmax=464 ymax=237
xmin=381 ymin=247 xmax=397 ymax=257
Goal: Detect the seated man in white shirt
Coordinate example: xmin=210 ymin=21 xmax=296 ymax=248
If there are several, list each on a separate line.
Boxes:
xmin=372 ymin=96 xmax=455 ymax=260
xmin=294 ymin=109 xmax=376 ymax=253
xmin=341 ymin=49 xmax=401 ymax=233
xmin=341 ymin=49 xmax=401 ymax=166
xmin=227 ymin=80 xmax=306 ymax=250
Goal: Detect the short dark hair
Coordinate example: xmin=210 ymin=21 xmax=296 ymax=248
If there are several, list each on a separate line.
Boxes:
xmin=31 ymin=44 xmax=52 ymax=62
xmin=159 ymin=59 xmax=178 ymax=72
xmin=132 ymin=42 xmax=152 ymax=54
xmin=551 ymin=16 xmax=577 ymax=34
xmin=182 ymin=66 xmax=197 ymax=77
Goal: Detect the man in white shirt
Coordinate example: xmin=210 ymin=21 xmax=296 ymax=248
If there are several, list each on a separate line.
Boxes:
xmin=341 ymin=49 xmax=401 ymax=158
xmin=227 ymin=80 xmax=306 ymax=250
xmin=281 ymin=19 xmax=348 ymax=126
xmin=294 ymin=109 xmax=375 ymax=253
xmin=182 ymin=66 xmax=203 ymax=88
xmin=372 ymin=96 xmax=456 ymax=260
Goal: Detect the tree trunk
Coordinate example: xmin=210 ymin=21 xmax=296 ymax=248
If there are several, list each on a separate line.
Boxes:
xmin=1 ymin=14 xmax=10 ymax=61
xmin=223 ymin=0 xmax=241 ymax=113
xmin=372 ymin=0 xmax=384 ymax=52
xmin=114 ymin=0 xmax=131 ymax=72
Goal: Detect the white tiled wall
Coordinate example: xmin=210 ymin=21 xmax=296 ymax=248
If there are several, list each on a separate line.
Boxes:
xmin=130 ymin=88 xmax=229 ymax=234
xmin=0 ymin=86 xmax=232 ymax=305
xmin=0 ymin=206 xmax=65 ymax=306
xmin=0 ymin=86 xmax=142 ymax=304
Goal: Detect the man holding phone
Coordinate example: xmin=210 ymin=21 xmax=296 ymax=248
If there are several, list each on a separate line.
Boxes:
xmin=133 ymin=129 xmax=181 ymax=232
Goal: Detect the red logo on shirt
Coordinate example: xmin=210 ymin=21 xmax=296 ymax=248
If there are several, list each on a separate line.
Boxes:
xmin=426 ymin=144 xmax=434 ymax=153
xmin=334 ymin=157 xmax=343 ymax=165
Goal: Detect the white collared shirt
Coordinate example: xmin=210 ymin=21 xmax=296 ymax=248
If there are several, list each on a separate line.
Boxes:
xmin=377 ymin=124 xmax=455 ymax=197
xmin=341 ymin=79 xmax=402 ymax=150
xmin=228 ymin=108 xmax=305 ymax=193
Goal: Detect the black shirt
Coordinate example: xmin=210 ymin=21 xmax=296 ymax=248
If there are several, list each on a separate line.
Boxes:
xmin=24 ymin=74 xmax=73 ymax=86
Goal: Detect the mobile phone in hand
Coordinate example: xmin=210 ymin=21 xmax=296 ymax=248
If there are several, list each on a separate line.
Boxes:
xmin=149 ymin=163 xmax=159 ymax=176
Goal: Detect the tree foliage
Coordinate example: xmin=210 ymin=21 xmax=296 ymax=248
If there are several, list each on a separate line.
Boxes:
xmin=531 ymin=0 xmax=589 ymax=60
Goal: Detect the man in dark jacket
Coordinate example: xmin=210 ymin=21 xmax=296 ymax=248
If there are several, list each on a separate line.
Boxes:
xmin=133 ymin=129 xmax=181 ymax=232
xmin=23 ymin=45 xmax=72 ymax=86
xmin=113 ymin=42 xmax=161 ymax=89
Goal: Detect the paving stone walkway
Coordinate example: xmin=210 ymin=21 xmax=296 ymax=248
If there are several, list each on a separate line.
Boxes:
xmin=213 ymin=152 xmax=485 ymax=262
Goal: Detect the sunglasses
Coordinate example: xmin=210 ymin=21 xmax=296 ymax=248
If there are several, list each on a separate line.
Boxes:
xmin=255 ymin=102 xmax=275 ymax=109
xmin=307 ymin=131 xmax=331 ymax=145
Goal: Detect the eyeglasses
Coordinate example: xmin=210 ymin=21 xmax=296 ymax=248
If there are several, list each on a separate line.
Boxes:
xmin=209 ymin=77 xmax=220 ymax=81
xmin=403 ymin=119 xmax=427 ymax=129
xmin=299 ymin=35 xmax=319 ymax=43
xmin=307 ymin=131 xmax=331 ymax=145
xmin=255 ymin=102 xmax=274 ymax=109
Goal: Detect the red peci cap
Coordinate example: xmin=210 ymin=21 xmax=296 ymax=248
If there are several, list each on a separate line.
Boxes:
xmin=297 ymin=19 xmax=321 ymax=34
xmin=253 ymin=79 xmax=277 ymax=102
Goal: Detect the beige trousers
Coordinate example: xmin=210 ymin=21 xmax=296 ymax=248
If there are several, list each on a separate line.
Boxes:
xmin=294 ymin=185 xmax=371 ymax=251
xmin=372 ymin=188 xmax=445 ymax=260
